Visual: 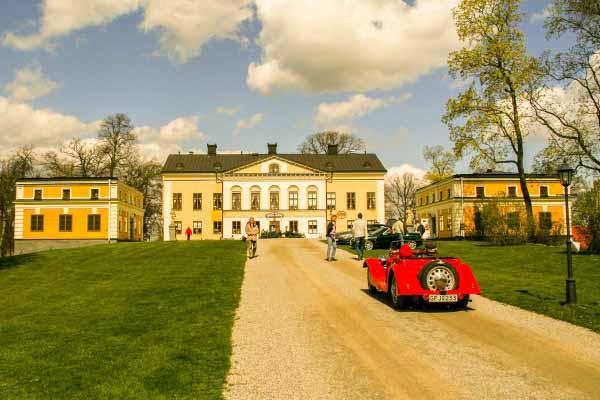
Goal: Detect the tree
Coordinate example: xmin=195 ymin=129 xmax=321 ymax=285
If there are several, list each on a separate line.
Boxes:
xmin=298 ymin=131 xmax=366 ymax=154
xmin=443 ymin=0 xmax=541 ymax=239
xmin=385 ymin=172 xmax=419 ymax=229
xmin=43 ymin=138 xmax=103 ymax=177
xmin=98 ymin=114 xmax=137 ymax=177
xmin=422 ymin=145 xmax=456 ymax=182
xmin=529 ymin=0 xmax=600 ymax=173
xmin=573 ymin=180 xmax=600 ymax=254
xmin=0 ymin=147 xmax=35 ymax=256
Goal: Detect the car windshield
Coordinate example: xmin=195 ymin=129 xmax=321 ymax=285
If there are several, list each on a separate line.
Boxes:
xmin=371 ymin=227 xmax=388 ymax=235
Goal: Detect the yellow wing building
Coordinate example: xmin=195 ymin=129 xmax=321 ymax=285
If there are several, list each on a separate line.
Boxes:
xmin=415 ymin=172 xmax=570 ymax=238
xmin=14 ymin=177 xmax=144 ymax=254
xmin=162 ymin=143 xmax=386 ymax=240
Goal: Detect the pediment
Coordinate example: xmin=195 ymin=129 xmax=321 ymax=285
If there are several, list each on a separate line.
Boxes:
xmin=228 ymin=156 xmax=322 ymax=174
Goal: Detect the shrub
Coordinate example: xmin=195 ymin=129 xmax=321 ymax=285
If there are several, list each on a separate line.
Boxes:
xmin=474 ymin=200 xmax=528 ymax=245
xmin=574 ymin=181 xmax=600 ymax=254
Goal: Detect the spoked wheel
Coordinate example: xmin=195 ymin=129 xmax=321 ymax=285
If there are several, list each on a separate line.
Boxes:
xmin=367 ymin=267 xmax=377 ymax=295
xmin=365 ymin=240 xmax=374 ymax=251
xmin=389 ymin=275 xmax=408 ymax=310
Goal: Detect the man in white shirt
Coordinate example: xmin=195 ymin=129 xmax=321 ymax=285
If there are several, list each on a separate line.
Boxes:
xmin=392 ymin=219 xmax=405 ymax=245
xmin=352 ymin=212 xmax=368 ymax=261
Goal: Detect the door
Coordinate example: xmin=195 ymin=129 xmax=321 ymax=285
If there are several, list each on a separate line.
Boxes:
xmin=269 ymin=221 xmax=280 ymax=232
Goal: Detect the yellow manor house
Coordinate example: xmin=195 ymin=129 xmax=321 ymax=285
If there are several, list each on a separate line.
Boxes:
xmin=415 ymin=172 xmax=571 ymax=239
xmin=162 ymin=143 xmax=386 ymax=240
xmin=14 ymin=177 xmax=144 ymax=254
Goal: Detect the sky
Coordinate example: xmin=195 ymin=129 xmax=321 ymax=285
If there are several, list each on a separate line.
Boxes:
xmin=0 ymin=0 xmax=566 ymax=175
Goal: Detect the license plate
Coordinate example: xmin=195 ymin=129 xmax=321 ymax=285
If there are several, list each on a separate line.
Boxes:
xmin=428 ymin=294 xmax=458 ymax=303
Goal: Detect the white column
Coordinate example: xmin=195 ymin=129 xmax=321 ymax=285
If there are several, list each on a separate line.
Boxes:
xmin=163 ymin=180 xmax=172 ymax=240
xmin=376 ymin=179 xmax=385 ymax=223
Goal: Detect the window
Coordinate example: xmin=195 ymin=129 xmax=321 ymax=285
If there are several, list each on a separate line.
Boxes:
xmin=213 ymin=193 xmax=222 ymax=210
xmin=508 ymin=186 xmax=517 ymax=198
xmin=327 ymin=192 xmax=336 ymax=210
xmin=367 ymin=192 xmax=376 ymax=209
xmin=447 ymin=189 xmax=451 ymax=199
xmin=507 ymin=212 xmax=520 ymax=229
xmin=31 ymin=215 xmax=44 ymax=232
xmin=193 ymin=193 xmax=202 ymax=210
xmin=87 ymin=214 xmax=101 ymax=231
xmin=62 ymin=189 xmax=71 ymax=200
xmin=269 ymin=163 xmax=280 ymax=174
xmin=308 ymin=220 xmax=318 ymax=234
xmin=251 ymin=191 xmax=261 ymax=210
xmin=476 ymin=186 xmax=485 ymax=198
xmin=440 ymin=215 xmax=444 ymax=231
xmin=213 ymin=221 xmax=222 ymax=234
xmin=347 ymin=192 xmax=356 ymax=209
xmin=420 ymin=197 xmax=423 ymax=206
xmin=289 ymin=220 xmax=298 ymax=233
xmin=539 ymin=212 xmax=552 ymax=230
xmin=288 ymin=191 xmax=298 ymax=210
xmin=90 ymin=188 xmax=99 ymax=200
xmin=347 ymin=220 xmax=354 ymax=230
xmin=175 ymin=221 xmax=182 ymax=235
xmin=193 ymin=221 xmax=202 ymax=235
xmin=232 ymin=192 xmax=242 ymax=210
xmin=308 ymin=191 xmax=317 ymax=209
xmin=440 ymin=191 xmax=444 ymax=201
xmin=426 ymin=195 xmax=429 ymax=205
xmin=432 ymin=193 xmax=436 ymax=202
xmin=269 ymin=191 xmax=279 ymax=210
xmin=34 ymin=189 xmax=42 ymax=200
xmin=59 ymin=214 xmax=72 ymax=232
xmin=540 ymin=186 xmax=549 ymax=198
xmin=173 ymin=193 xmax=182 ymax=210
xmin=232 ymin=221 xmax=241 ymax=234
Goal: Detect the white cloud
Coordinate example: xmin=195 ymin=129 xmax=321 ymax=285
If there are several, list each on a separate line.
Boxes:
xmin=1 ymin=0 xmax=141 ymax=51
xmin=234 ymin=113 xmax=265 ymax=134
xmin=0 ymin=96 xmax=95 ymax=149
xmin=530 ymin=6 xmax=550 ymax=24
xmin=2 ymin=0 xmax=253 ymax=64
xmin=216 ymin=106 xmax=240 ymax=116
xmin=133 ymin=116 xmax=207 ymax=160
xmin=139 ymin=0 xmax=253 ymax=63
xmin=248 ymin=0 xmax=460 ymax=94
xmin=4 ymin=66 xmax=60 ymax=101
xmin=315 ymin=93 xmax=411 ymax=126
xmin=385 ymin=163 xmax=427 ymax=182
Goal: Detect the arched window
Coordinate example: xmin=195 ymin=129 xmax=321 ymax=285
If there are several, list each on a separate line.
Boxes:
xmin=231 ymin=186 xmax=242 ymax=210
xmin=307 ymin=185 xmax=318 ymax=210
xmin=288 ymin=185 xmax=299 ymax=210
xmin=269 ymin=163 xmax=280 ymax=174
xmin=269 ymin=185 xmax=280 ymax=210
xmin=250 ymin=185 xmax=261 ymax=210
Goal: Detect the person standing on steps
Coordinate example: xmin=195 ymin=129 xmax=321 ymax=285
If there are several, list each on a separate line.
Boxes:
xmin=245 ymin=217 xmax=259 ymax=259
xmin=326 ymin=215 xmax=337 ymax=261
xmin=352 ymin=212 xmax=368 ymax=261
xmin=185 ymin=226 xmax=192 ymax=241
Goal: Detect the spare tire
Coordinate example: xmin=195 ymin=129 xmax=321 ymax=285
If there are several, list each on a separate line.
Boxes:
xmin=419 ymin=261 xmax=459 ymax=291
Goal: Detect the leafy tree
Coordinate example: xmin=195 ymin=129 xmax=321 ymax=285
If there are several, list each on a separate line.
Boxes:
xmin=98 ymin=114 xmax=137 ymax=177
xmin=0 ymin=147 xmax=35 ymax=256
xmin=385 ymin=172 xmax=420 ymax=229
xmin=443 ymin=0 xmax=541 ymax=239
xmin=422 ymin=145 xmax=456 ymax=182
xmin=573 ymin=180 xmax=600 ymax=253
xmin=298 ymin=131 xmax=365 ymax=154
xmin=529 ymin=0 xmax=600 ymax=173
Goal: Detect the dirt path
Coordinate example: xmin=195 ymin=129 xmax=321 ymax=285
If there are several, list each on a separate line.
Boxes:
xmin=225 ymin=239 xmax=600 ymax=399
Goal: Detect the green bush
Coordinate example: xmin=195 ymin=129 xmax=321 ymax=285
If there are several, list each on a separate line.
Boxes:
xmin=574 ymin=181 xmax=600 ymax=254
xmin=473 ymin=200 xmax=528 ymax=245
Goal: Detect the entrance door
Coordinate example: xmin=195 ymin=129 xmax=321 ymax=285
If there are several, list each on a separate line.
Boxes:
xmin=130 ymin=217 xmax=135 ymax=240
xmin=269 ymin=221 xmax=280 ymax=232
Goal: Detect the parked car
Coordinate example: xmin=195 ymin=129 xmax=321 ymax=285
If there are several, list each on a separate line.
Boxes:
xmin=335 ymin=230 xmax=353 ymax=245
xmin=364 ymin=242 xmax=481 ymax=309
xmin=351 ymin=227 xmax=423 ymax=251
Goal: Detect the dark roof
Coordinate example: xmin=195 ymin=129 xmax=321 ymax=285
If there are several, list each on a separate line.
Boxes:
xmin=162 ymin=153 xmax=386 ymax=173
xmin=17 ymin=177 xmax=118 ymax=182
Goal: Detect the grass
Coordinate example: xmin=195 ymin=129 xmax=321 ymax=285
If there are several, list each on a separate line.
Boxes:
xmin=0 ymin=241 xmax=247 ymax=400
xmin=339 ymin=241 xmax=600 ymax=333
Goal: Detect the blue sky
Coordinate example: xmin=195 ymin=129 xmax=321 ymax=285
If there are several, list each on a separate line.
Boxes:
xmin=0 ymin=0 xmax=563 ymax=173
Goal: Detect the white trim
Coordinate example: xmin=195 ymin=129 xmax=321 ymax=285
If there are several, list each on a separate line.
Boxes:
xmin=376 ymin=179 xmax=385 ymax=223
xmin=163 ymin=180 xmax=173 ymax=240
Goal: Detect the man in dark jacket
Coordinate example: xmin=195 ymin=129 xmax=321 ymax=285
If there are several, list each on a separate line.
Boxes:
xmin=326 ymin=215 xmax=337 ymax=261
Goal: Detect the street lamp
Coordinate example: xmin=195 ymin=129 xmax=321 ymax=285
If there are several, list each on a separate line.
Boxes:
xmin=557 ymin=161 xmax=576 ymax=305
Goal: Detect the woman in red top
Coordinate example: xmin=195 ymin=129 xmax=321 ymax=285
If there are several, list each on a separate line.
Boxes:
xmin=185 ymin=226 xmax=192 ymax=240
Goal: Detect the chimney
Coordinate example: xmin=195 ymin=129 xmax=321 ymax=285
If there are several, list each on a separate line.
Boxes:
xmin=207 ymin=144 xmax=217 ymax=155
xmin=268 ymin=143 xmax=277 ymax=155
xmin=327 ymin=144 xmax=339 ymax=155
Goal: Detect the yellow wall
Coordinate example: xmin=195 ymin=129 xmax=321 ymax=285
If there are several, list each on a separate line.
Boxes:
xmin=22 ymin=207 xmax=109 ymax=239
xmin=23 ymin=183 xmax=111 ymax=199
xmin=327 ymin=177 xmax=380 ymax=225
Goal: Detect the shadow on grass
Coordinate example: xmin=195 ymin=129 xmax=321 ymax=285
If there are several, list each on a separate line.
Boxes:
xmin=515 ymin=289 xmax=555 ymax=301
xmin=0 ymin=253 xmax=39 ymax=271
xmin=360 ymin=289 xmax=474 ymax=313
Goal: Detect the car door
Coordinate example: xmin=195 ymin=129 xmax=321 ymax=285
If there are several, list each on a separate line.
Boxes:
xmin=379 ymin=230 xmax=399 ymax=249
xmin=369 ymin=259 xmax=388 ymax=290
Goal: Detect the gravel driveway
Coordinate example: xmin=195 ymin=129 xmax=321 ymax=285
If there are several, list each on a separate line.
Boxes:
xmin=225 ymin=239 xmax=600 ymax=399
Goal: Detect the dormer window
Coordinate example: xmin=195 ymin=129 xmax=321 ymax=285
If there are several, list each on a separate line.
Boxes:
xmin=175 ymin=162 xmax=184 ymax=170
xmin=269 ymin=163 xmax=280 ymax=174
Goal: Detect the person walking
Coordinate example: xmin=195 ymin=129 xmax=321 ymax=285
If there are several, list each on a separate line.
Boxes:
xmin=392 ymin=219 xmax=405 ymax=245
xmin=352 ymin=212 xmax=368 ymax=261
xmin=417 ymin=221 xmax=426 ymax=236
xmin=326 ymin=215 xmax=337 ymax=261
xmin=185 ymin=226 xmax=192 ymax=240
xmin=245 ymin=217 xmax=259 ymax=259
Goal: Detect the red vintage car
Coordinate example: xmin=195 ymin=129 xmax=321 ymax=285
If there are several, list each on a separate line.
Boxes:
xmin=364 ymin=242 xmax=481 ymax=309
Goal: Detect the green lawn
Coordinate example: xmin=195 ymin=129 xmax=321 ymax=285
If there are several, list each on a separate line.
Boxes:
xmin=339 ymin=241 xmax=600 ymax=333
xmin=0 ymin=241 xmax=246 ymax=400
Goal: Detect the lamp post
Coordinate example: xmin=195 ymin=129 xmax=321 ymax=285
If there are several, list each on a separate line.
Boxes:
xmin=557 ymin=161 xmax=576 ymax=305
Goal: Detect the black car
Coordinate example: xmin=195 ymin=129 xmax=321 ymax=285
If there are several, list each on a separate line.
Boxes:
xmin=334 ymin=230 xmax=353 ymax=245
xmin=352 ymin=227 xmax=423 ymax=251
